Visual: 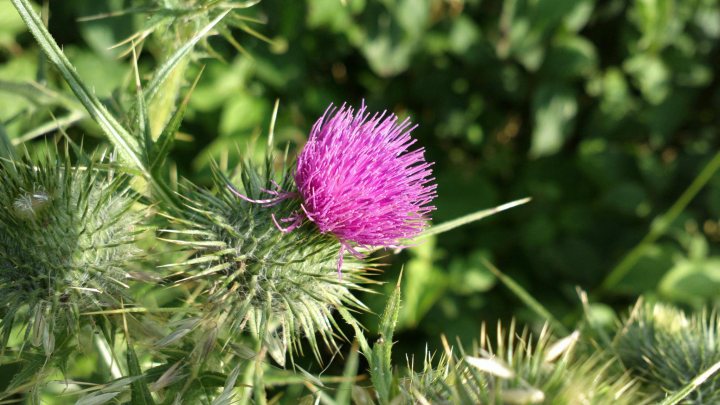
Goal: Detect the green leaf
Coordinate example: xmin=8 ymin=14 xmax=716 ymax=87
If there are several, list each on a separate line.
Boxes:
xmin=335 ymin=342 xmax=360 ymax=405
xmin=599 ymin=150 xmax=720 ymax=294
xmin=0 ymin=122 xmax=17 ymax=160
xmin=417 ymin=197 xmax=531 ymax=240
xmin=143 ymin=10 xmax=230 ymax=104
xmin=76 ymin=392 xmax=122 ymax=405
xmin=0 ymin=1 xmax=26 ymax=49
xmin=370 ymin=271 xmax=403 ymax=404
xmin=624 ymin=53 xmax=670 ymax=104
xmin=127 ymin=342 xmax=156 ymax=405
xmin=10 ymin=0 xmax=184 ymax=210
xmin=541 ymin=34 xmax=597 ymax=79
xmin=400 ymin=236 xmax=446 ymax=328
xmin=614 ymin=243 xmax=675 ymax=294
xmin=6 ymin=353 xmax=45 ymax=392
xmin=149 ymin=66 xmax=204 ymax=172
xmin=659 ymin=258 xmax=720 ymax=305
xmin=10 ymin=0 xmax=144 ymax=169
xmin=211 ymin=366 xmax=241 ymax=405
xmin=75 ymin=0 xmax=136 ymax=58
xmin=530 ymin=83 xmax=577 ymax=157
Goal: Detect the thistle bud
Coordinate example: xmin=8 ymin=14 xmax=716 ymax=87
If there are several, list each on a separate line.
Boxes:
xmin=0 ymin=154 xmax=142 ymax=354
xmin=615 ymin=301 xmax=720 ymax=402
xmin=164 ymin=159 xmax=372 ymax=365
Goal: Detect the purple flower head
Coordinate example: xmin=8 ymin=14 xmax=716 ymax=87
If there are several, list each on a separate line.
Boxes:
xmin=229 ymin=101 xmax=437 ymax=276
xmin=295 ymin=102 xmax=437 ymax=262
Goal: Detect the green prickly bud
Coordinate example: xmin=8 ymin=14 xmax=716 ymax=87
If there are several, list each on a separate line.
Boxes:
xmin=0 ymin=152 xmax=143 ymax=354
xmin=615 ymin=300 xmax=720 ymax=403
xmin=163 ymin=157 xmax=374 ymax=365
xmin=398 ymin=323 xmax=640 ymax=404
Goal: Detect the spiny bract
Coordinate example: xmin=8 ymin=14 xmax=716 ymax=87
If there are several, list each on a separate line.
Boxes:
xmin=164 ymin=157 xmax=373 ymax=365
xmin=398 ymin=323 xmax=640 ymax=404
xmin=615 ymin=300 xmax=720 ymax=403
xmin=0 ymin=153 xmax=142 ymax=353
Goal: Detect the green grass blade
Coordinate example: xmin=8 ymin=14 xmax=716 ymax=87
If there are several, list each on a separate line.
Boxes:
xmin=0 ymin=123 xmax=17 ymax=160
xmin=417 ymin=197 xmax=531 ymax=240
xmin=131 ymin=46 xmax=151 ymax=161
xmin=599 ymin=149 xmax=720 ymax=294
xmin=12 ymin=110 xmax=86 ymax=145
xmin=482 ymin=259 xmax=567 ymax=334
xmin=126 ymin=342 xmax=156 ymax=405
xmin=10 ymin=0 xmax=144 ymax=169
xmin=658 ymin=359 xmax=720 ymax=405
xmin=143 ymin=10 xmax=230 ymax=103
xmin=335 ymin=341 xmax=360 ymax=405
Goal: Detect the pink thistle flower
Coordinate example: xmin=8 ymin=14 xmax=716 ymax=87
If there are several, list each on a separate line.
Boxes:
xmin=230 ymin=102 xmax=437 ymax=276
xmin=295 ymin=102 xmax=437 ymax=270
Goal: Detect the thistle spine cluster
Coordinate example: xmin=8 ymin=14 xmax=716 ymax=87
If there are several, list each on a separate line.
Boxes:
xmin=0 ymin=153 xmax=141 ymax=354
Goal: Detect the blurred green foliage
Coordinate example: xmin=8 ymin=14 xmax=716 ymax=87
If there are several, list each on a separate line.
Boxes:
xmin=2 ymin=0 xmax=720 ymax=366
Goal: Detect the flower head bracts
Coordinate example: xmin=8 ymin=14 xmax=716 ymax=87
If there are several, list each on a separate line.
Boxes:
xmin=295 ymin=103 xmax=437 ymax=258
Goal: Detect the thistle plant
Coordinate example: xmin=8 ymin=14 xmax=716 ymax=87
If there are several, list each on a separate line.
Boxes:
xmin=614 ymin=300 xmax=720 ymax=403
xmin=397 ymin=324 xmax=640 ymax=404
xmin=0 ymin=151 xmax=142 ymax=356
xmin=163 ymin=155 xmax=375 ymax=366
xmin=109 ymin=0 xmax=268 ymax=137
xmin=12 ymin=0 xmax=707 ymax=403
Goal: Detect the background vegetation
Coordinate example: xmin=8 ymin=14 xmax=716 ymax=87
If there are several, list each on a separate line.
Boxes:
xmin=2 ymin=0 xmax=720 ymax=403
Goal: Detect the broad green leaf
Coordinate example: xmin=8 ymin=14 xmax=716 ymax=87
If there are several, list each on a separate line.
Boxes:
xmin=0 ymin=1 xmax=26 ymax=48
xmin=541 ymin=35 xmax=597 ymax=79
xmin=624 ymin=53 xmax=670 ymax=104
xmin=400 ymin=236 xmax=446 ymax=328
xmin=530 ymin=84 xmax=577 ymax=157
xmin=659 ymin=258 xmax=720 ymax=306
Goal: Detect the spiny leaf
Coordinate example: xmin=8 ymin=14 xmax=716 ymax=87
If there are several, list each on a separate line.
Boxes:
xmin=10 ymin=0 xmax=143 ymax=169
xmin=150 ymin=65 xmax=205 ymax=172
xmin=371 ymin=271 xmax=403 ymax=404
xmin=10 ymin=0 xmax=180 ymax=209
xmin=143 ymin=10 xmax=230 ymax=103
xmin=127 ymin=342 xmax=156 ymax=405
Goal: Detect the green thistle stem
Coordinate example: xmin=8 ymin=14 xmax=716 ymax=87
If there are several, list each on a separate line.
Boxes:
xmin=599 ymin=149 xmax=720 ymax=294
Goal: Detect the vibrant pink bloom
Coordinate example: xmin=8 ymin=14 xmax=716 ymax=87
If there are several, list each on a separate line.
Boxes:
xmin=230 ymin=102 xmax=437 ymax=275
xmin=295 ymin=102 xmax=437 ymax=269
